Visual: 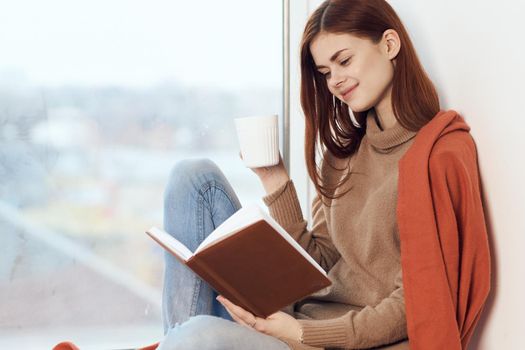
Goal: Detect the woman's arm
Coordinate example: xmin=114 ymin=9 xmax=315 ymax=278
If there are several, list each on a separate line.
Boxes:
xmin=296 ymin=269 xmax=407 ymax=349
xmin=243 ymin=150 xmax=341 ymax=272
xmin=262 ymin=178 xmax=341 ymax=273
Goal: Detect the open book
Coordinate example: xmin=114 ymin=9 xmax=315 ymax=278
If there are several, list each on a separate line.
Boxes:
xmin=146 ymin=203 xmax=331 ymax=318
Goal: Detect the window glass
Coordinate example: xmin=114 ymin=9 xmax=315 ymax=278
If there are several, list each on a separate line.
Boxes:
xmin=0 ymin=1 xmax=283 ymax=347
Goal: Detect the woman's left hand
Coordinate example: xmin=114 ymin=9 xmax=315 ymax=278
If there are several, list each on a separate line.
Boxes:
xmin=217 ymin=295 xmax=302 ymax=342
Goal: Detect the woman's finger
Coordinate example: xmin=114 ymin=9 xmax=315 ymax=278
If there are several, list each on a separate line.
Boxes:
xmin=217 ymin=296 xmax=256 ymax=326
xmin=218 ymin=296 xmax=254 ymax=320
xmin=222 ymin=302 xmax=251 ymax=327
xmin=223 ymin=303 xmax=253 ymax=328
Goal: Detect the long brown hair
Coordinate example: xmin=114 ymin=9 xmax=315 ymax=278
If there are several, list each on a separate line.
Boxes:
xmin=300 ymin=0 xmax=440 ymax=204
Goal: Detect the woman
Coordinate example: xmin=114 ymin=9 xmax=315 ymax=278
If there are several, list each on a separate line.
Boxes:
xmin=158 ymin=0 xmax=490 ymax=349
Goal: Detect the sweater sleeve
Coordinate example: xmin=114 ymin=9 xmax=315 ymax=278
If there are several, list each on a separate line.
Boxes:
xmin=296 ymin=269 xmax=407 ymax=349
xmin=425 ymin=133 xmax=491 ymax=347
xmin=262 ymin=179 xmax=341 ymax=273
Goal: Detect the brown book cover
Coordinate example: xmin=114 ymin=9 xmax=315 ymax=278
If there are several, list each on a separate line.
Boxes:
xmin=146 ymin=204 xmax=331 ymax=318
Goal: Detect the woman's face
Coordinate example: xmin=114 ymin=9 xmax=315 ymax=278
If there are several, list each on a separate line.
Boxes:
xmin=309 ymin=30 xmax=400 ymax=113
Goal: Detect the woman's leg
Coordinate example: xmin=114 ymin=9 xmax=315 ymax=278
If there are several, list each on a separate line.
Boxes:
xmin=158 ymin=315 xmax=290 ymax=350
xmin=162 ymin=158 xmax=242 ymax=333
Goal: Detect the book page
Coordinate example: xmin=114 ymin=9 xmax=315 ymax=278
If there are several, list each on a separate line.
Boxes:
xmin=146 ymin=227 xmax=193 ymax=261
xmin=194 ymin=204 xmax=261 ymax=254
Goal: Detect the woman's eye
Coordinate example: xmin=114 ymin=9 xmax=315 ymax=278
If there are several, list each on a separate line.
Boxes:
xmin=320 ymin=57 xmax=351 ymax=78
xmin=316 ymin=70 xmax=330 ymax=78
xmin=341 ymin=56 xmax=353 ymax=65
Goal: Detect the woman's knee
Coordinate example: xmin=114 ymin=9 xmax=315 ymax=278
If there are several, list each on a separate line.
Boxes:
xmin=164 ymin=158 xmax=222 ymax=201
xmin=160 ymin=315 xmax=236 ymax=350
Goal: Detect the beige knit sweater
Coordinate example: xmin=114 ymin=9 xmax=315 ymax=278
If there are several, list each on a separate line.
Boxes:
xmin=262 ymin=109 xmax=417 ymax=350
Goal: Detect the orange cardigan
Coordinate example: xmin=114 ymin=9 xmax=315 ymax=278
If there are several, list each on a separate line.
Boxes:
xmin=397 ymin=110 xmax=491 ymax=349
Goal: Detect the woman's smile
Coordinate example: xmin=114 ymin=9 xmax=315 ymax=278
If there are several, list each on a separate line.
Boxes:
xmin=342 ymin=84 xmax=358 ymax=100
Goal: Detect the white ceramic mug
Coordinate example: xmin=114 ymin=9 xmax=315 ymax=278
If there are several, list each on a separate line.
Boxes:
xmin=234 ymin=114 xmax=279 ymax=168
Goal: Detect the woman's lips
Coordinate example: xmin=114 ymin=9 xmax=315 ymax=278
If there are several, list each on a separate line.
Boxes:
xmin=342 ymin=85 xmax=358 ymax=99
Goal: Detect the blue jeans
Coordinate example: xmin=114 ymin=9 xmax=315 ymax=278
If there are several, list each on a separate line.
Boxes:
xmin=160 ymin=158 xmax=290 ymax=349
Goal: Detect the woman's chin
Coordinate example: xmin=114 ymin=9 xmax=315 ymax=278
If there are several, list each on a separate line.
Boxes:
xmin=345 ymin=101 xmax=367 ymax=113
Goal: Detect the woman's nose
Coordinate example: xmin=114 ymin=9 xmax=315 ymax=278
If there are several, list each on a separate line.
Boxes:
xmin=329 ymin=72 xmax=346 ymax=89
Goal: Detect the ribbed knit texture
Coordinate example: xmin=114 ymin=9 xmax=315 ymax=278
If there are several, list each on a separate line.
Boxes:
xmin=262 ymin=109 xmax=416 ymax=349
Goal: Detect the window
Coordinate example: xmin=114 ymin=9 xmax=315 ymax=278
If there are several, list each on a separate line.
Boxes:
xmin=0 ymin=1 xmax=283 ymax=347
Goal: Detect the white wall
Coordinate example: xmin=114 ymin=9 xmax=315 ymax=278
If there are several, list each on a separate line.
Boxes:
xmin=288 ymin=0 xmax=525 ymax=348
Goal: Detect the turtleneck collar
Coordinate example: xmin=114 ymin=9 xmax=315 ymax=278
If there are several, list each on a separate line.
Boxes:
xmin=365 ymin=108 xmax=417 ymax=151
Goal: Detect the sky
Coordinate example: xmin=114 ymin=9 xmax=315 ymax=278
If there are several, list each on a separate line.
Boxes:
xmin=0 ymin=0 xmax=283 ymax=90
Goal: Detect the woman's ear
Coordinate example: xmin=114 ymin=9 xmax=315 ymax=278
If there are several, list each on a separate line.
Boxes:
xmin=383 ymin=29 xmax=401 ymax=61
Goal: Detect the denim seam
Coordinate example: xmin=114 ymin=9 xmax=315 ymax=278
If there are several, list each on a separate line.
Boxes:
xmin=191 ymin=190 xmax=205 ymax=317
xmin=199 ymin=180 xmax=240 ymax=216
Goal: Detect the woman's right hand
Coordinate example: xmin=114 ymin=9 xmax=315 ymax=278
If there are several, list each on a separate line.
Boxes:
xmin=239 ymin=151 xmax=290 ymax=194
